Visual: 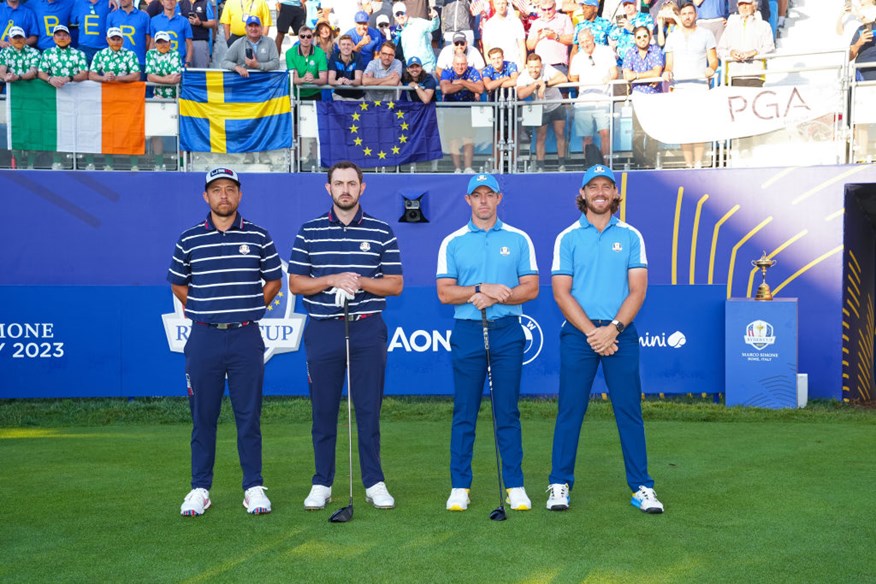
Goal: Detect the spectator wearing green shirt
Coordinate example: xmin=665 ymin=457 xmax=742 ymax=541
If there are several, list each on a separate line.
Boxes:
xmin=88 ymin=27 xmax=142 ymax=83
xmin=286 ymin=24 xmax=328 ymax=100
xmin=37 ymin=25 xmax=89 ymax=88
xmin=0 ymin=26 xmax=41 ymax=169
xmin=146 ymin=30 xmax=182 ymax=171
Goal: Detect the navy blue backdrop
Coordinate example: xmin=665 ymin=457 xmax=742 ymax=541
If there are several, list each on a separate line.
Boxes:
xmin=1 ymin=165 xmax=867 ymax=399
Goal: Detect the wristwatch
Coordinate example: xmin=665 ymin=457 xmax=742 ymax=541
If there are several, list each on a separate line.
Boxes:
xmin=611 ymin=319 xmax=625 ymax=334
xmin=474 ymin=284 xmax=481 ymax=294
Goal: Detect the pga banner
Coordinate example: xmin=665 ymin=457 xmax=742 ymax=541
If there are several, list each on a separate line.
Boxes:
xmin=632 ymin=85 xmax=843 ymax=144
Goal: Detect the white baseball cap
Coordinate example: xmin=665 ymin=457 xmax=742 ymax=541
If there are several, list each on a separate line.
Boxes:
xmin=8 ymin=26 xmax=25 ymax=38
xmin=154 ymin=30 xmax=171 ymax=42
xmin=107 ymin=27 xmax=124 ymax=38
xmin=392 ymin=2 xmax=407 ymax=14
xmin=205 ymin=167 xmax=241 ymax=188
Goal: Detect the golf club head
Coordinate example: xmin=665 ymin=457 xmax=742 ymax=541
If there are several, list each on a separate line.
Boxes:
xmin=489 ymin=506 xmax=507 ymax=522
xmin=329 ymin=505 xmax=354 ymax=523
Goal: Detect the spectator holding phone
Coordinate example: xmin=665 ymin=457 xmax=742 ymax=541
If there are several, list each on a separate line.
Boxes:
xmin=180 ymin=0 xmax=216 ymax=68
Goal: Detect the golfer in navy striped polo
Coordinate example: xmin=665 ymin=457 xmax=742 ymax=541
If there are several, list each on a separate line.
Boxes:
xmin=168 ymin=166 xmax=282 ymax=517
xmin=288 ymin=161 xmax=404 ymax=511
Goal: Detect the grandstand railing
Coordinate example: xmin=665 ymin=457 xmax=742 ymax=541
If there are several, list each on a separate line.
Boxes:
xmin=0 ymin=49 xmax=869 ymax=173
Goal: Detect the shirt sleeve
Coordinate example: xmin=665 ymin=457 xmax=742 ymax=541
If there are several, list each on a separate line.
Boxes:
xmin=167 ymin=236 xmax=190 ymax=285
xmin=436 ymin=234 xmax=457 ymax=279
xmin=380 ymin=224 xmax=404 ymax=276
xmin=260 ymin=230 xmax=283 ymax=281
xmin=517 ymin=232 xmax=539 ymax=277
xmin=287 ymin=226 xmax=312 ymax=276
xmin=551 ymin=230 xmax=574 ymax=276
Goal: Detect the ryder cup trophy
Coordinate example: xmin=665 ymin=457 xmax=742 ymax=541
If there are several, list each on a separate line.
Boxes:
xmin=752 ymin=252 xmax=777 ymax=301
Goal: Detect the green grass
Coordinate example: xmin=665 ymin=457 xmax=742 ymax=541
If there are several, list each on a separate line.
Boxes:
xmin=0 ymin=399 xmax=874 ymax=583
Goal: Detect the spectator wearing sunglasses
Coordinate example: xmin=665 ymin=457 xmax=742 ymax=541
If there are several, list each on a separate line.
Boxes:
xmin=393 ymin=1 xmax=440 ymax=73
xmin=435 ymin=31 xmax=485 ymax=78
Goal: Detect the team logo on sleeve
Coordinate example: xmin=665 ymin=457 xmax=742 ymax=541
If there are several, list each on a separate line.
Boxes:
xmin=360 ymin=242 xmax=371 ymax=252
xmin=612 ymin=242 xmax=623 ymax=252
xmin=239 ymin=244 xmax=251 ymax=255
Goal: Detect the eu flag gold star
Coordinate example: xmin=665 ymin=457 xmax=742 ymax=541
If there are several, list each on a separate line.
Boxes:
xmin=363 ymin=147 xmax=372 ymax=156
xmin=349 ymin=124 xmax=359 ymax=133
xmin=374 ymin=100 xmax=382 ymax=106
xmin=392 ymin=146 xmax=400 ymax=154
xmin=352 ymin=112 xmax=361 ymax=121
xmin=396 ymin=111 xmax=405 ymax=119
xmin=354 ymin=137 xmax=363 ymax=145
xmin=360 ymin=103 xmax=369 ymax=110
xmin=266 ymin=305 xmax=273 ymax=311
xmin=387 ymin=101 xmax=395 ymax=109
xmin=378 ymin=151 xmax=387 ymax=159
xmin=399 ymin=135 xmax=408 ymax=143
xmin=400 ymin=122 xmax=409 ymax=130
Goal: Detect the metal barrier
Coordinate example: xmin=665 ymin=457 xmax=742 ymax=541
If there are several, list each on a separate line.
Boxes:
xmin=0 ymin=48 xmax=870 ymax=173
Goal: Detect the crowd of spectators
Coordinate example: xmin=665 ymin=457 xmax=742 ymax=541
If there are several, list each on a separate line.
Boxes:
xmin=0 ymin=0 xmax=865 ymax=170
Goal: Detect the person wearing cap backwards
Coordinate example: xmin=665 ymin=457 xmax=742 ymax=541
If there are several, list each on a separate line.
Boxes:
xmin=545 ymin=164 xmax=664 ymax=515
xmin=288 ymin=161 xmax=403 ymax=513
xmin=392 ymin=1 xmax=440 ymax=74
xmin=70 ymin=0 xmax=114 ymax=65
xmin=0 ymin=0 xmax=39 ymax=50
xmin=400 ymin=54 xmax=436 ymax=102
xmin=150 ymin=0 xmax=194 ymax=66
xmin=434 ymin=30 xmax=484 ymax=78
xmin=29 ymin=0 xmax=75 ymax=51
xmin=146 ymin=30 xmax=182 ymax=170
xmin=436 ymin=173 xmax=539 ymax=513
xmin=168 ymin=167 xmax=282 ymax=517
xmin=89 ymin=27 xmax=141 ymax=82
xmin=219 ymin=0 xmax=271 ymax=47
xmin=37 ymin=25 xmax=89 ymax=87
xmin=346 ymin=10 xmax=383 ymax=62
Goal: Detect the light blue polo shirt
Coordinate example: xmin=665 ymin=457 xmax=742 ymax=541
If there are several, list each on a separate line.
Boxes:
xmin=551 ymin=214 xmax=647 ymax=320
xmin=437 ymin=218 xmax=538 ymax=321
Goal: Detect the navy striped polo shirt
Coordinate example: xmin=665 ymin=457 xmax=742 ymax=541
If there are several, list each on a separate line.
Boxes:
xmin=167 ymin=213 xmax=283 ymax=324
xmin=288 ymin=206 xmax=403 ymax=319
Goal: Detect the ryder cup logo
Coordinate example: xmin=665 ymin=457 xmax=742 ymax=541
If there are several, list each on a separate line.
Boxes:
xmin=744 ymin=320 xmax=776 ymax=351
xmin=161 ymin=260 xmax=306 ymax=363
xmin=520 ymin=314 xmax=543 ymax=365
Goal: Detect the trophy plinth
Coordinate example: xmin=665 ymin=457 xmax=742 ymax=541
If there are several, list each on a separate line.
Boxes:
xmin=752 ymin=252 xmax=777 ymax=301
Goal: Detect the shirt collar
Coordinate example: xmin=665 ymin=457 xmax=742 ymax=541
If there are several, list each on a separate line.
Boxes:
xmin=327 ymin=205 xmax=364 ymax=225
xmin=467 ymin=217 xmax=503 ymax=233
xmin=204 ymin=212 xmax=244 ymax=231
xmin=579 ymin=213 xmax=618 ymax=229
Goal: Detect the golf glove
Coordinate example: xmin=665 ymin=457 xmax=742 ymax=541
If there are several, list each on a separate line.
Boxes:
xmin=328 ymin=287 xmax=355 ymax=307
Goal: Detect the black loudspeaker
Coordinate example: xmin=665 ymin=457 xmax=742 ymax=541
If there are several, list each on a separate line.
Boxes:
xmin=399 ymin=194 xmax=428 ymax=223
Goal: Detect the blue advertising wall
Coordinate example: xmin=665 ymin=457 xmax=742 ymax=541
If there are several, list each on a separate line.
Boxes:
xmin=1 ymin=165 xmax=870 ymax=399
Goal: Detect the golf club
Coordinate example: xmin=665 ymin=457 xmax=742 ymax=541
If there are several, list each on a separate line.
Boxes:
xmin=481 ymin=309 xmax=507 ymax=522
xmin=329 ymin=298 xmax=354 ymax=523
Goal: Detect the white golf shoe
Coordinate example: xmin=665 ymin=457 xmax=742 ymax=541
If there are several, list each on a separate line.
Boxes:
xmin=365 ymin=482 xmax=395 ymax=509
xmin=446 ymin=488 xmax=470 ymax=511
xmin=304 ymin=485 xmax=332 ymax=510
xmin=243 ymin=485 xmax=271 ymax=515
xmin=546 ymin=483 xmax=570 ymax=511
xmin=631 ymin=486 xmax=664 ymax=514
xmin=505 ymin=487 xmax=532 ymax=511
xmin=180 ymin=488 xmax=211 ymax=517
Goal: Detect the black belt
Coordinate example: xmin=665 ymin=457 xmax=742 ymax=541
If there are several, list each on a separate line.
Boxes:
xmin=333 ymin=313 xmax=372 ymax=322
xmin=196 ymin=321 xmax=252 ymax=330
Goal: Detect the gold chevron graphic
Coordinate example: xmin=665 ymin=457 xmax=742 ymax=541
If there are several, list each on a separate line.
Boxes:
xmin=689 ymin=194 xmax=709 ymax=284
xmin=708 ymin=205 xmax=740 ymax=284
xmin=671 ymin=187 xmax=684 ymax=285
xmin=727 ymin=217 xmax=773 ymax=298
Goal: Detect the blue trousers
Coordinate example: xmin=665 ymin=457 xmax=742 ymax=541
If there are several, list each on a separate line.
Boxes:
xmin=450 ymin=317 xmax=525 ymax=489
xmin=185 ymin=323 xmax=265 ymax=491
xmin=304 ymin=315 xmax=387 ymax=489
xmin=549 ymin=321 xmax=654 ymax=492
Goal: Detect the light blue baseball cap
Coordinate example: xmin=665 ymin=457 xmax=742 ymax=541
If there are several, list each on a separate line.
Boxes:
xmin=467 ymin=173 xmax=501 ymax=194
xmin=581 ymin=164 xmax=616 ymax=187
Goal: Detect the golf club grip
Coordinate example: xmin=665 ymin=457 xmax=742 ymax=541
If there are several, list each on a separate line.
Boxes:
xmin=481 ymin=309 xmax=490 ymax=352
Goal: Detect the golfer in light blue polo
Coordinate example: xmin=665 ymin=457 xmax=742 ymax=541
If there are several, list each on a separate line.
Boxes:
xmin=546 ymin=164 xmax=664 ymax=514
xmin=436 ymin=173 xmax=539 ymax=512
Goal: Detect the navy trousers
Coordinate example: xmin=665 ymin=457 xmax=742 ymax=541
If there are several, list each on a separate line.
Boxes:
xmin=185 ymin=323 xmax=265 ymax=491
xmin=450 ymin=316 xmax=526 ymax=489
xmin=304 ymin=314 xmax=388 ymax=489
xmin=549 ymin=321 xmax=654 ymax=492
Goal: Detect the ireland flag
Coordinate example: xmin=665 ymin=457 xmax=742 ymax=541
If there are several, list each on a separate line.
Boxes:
xmin=6 ymin=80 xmax=146 ymax=155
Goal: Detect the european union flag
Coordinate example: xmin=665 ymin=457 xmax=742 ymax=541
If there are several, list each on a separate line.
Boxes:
xmin=317 ymin=100 xmax=443 ymax=168
xmin=179 ymin=71 xmax=292 ymax=153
